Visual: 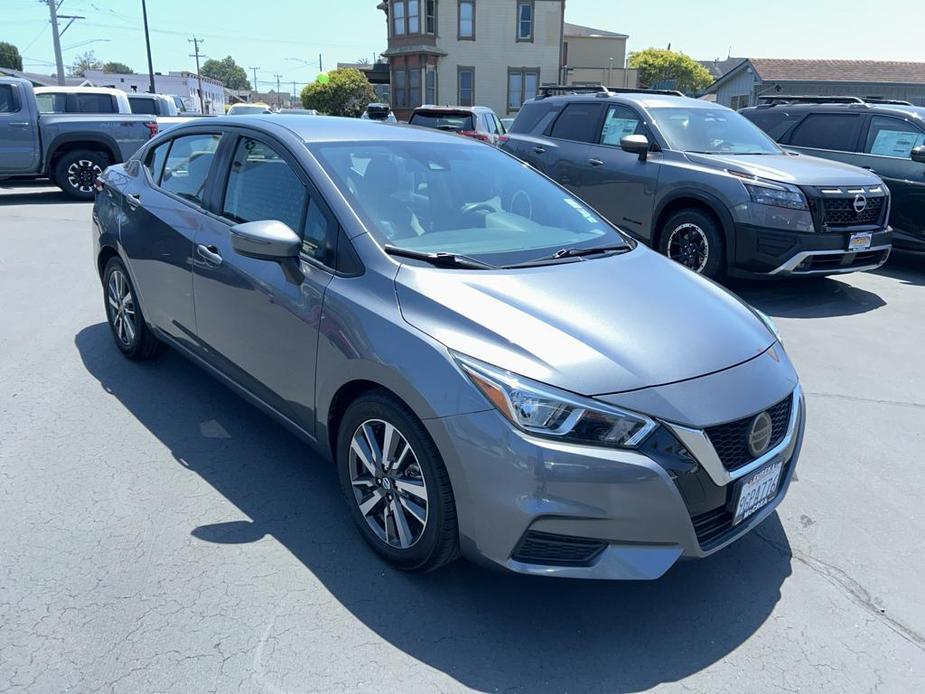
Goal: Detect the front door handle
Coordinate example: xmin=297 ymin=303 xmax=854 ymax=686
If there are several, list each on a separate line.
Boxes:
xmin=8 ymin=121 xmax=30 ymax=128
xmin=196 ymin=244 xmax=223 ymax=265
xmin=532 ymin=146 xmax=546 ymax=154
xmin=588 ymin=158 xmax=605 ymax=167
xmin=124 ymin=192 xmax=141 ymax=209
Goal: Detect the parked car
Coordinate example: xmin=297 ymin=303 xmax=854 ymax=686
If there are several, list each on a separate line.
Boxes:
xmin=361 ymin=103 xmax=397 ymax=123
xmin=92 ymin=115 xmax=804 ymax=579
xmin=409 ymin=105 xmax=507 ymax=145
xmin=227 ymin=102 xmax=272 ymax=116
xmin=741 ymin=96 xmax=925 ymax=253
xmin=501 ymin=117 xmax=515 ymax=131
xmin=0 ymin=77 xmax=156 ymax=199
xmin=279 ymin=108 xmax=319 ymax=115
xmin=127 ymin=92 xmax=195 ymax=132
xmin=502 ymin=85 xmax=893 ymax=278
xmin=34 ymin=85 xmax=132 ymax=114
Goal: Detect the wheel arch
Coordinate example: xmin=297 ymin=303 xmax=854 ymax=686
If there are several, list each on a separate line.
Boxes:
xmin=47 ymin=135 xmax=118 ymax=177
xmin=653 ymin=190 xmax=737 ymax=264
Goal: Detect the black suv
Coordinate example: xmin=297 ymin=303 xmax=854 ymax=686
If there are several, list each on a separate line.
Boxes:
xmin=502 ymin=86 xmax=892 ymax=279
xmin=741 ymin=96 xmax=925 ymax=252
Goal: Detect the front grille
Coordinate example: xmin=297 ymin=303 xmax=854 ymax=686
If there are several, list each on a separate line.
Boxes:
xmin=800 ymin=249 xmax=889 ymax=272
xmin=511 ymin=530 xmax=607 ymax=567
xmin=821 ymin=196 xmax=884 ymax=227
xmin=705 ymin=395 xmax=792 ymax=471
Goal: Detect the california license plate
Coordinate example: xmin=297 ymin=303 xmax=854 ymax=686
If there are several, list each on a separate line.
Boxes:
xmin=733 ymin=461 xmax=783 ymax=526
xmin=848 ymin=232 xmax=872 ymax=251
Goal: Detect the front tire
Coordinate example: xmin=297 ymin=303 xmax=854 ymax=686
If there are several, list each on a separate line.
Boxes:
xmin=659 ymin=208 xmax=726 ymax=279
xmin=54 ymin=149 xmax=109 ymax=201
xmin=337 ymin=391 xmax=459 ymax=572
xmin=102 ymin=258 xmax=163 ymax=360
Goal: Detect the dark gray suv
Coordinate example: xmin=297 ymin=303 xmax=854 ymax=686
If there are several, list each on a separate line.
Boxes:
xmin=502 ymin=86 xmax=893 ymax=279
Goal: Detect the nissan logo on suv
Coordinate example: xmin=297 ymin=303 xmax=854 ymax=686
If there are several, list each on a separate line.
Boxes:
xmin=853 ymin=193 xmax=868 ymax=214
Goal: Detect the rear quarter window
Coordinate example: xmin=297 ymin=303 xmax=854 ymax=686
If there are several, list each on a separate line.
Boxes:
xmin=76 ymin=93 xmax=117 ymax=113
xmin=742 ymin=110 xmax=803 ymax=141
xmin=129 ymin=97 xmax=158 ymax=115
xmin=0 ymin=84 xmax=17 ymax=113
xmin=508 ymin=100 xmax=558 ymax=134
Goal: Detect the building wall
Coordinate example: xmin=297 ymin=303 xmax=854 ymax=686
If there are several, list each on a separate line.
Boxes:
xmin=565 ymin=35 xmax=626 ymax=69
xmin=568 ymin=67 xmax=637 ymax=89
xmin=714 ymin=68 xmax=759 ymax=108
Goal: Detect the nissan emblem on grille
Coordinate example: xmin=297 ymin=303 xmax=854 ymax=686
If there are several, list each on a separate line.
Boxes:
xmin=747 ymin=412 xmax=774 ymax=457
xmin=853 ymin=194 xmax=868 ymax=214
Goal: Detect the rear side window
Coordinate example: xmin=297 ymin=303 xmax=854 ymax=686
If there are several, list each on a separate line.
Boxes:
xmin=508 ymin=101 xmax=556 ymax=134
xmin=743 ymin=110 xmax=803 ymax=140
xmin=864 ymin=116 xmax=925 ymax=158
xmin=409 ymin=111 xmax=475 ymax=131
xmin=159 ymin=133 xmax=221 ymax=205
xmin=144 ymin=142 xmax=169 ymax=183
xmin=76 ymin=93 xmax=116 ymax=113
xmin=35 ymin=93 xmax=67 ymax=113
xmin=0 ymin=85 xmax=17 ymax=113
xmin=549 ymin=103 xmax=605 ymax=143
xmin=789 ymin=114 xmax=862 ymax=151
xmin=129 ymin=97 xmax=158 ymax=115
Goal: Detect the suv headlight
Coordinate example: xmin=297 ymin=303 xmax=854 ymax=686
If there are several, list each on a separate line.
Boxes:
xmin=454 ymin=353 xmax=657 ymax=448
xmin=744 ymin=181 xmax=808 ymax=210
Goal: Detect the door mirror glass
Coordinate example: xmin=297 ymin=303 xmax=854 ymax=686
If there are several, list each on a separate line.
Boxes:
xmin=912 ymin=145 xmax=925 ymax=164
xmin=230 ymin=220 xmax=302 ymax=260
xmin=620 ymin=134 xmax=650 ymax=159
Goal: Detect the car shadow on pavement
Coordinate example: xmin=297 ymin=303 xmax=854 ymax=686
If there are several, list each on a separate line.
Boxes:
xmin=76 ymin=322 xmax=793 ymax=693
xmin=873 ymin=250 xmax=925 ymax=287
xmin=0 ymin=180 xmax=78 ymax=206
xmin=728 ymin=276 xmax=885 ymax=319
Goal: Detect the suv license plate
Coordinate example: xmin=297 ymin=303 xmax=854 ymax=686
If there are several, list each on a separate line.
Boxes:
xmin=848 ymin=232 xmax=872 ymax=251
xmin=733 ymin=461 xmax=783 ymax=526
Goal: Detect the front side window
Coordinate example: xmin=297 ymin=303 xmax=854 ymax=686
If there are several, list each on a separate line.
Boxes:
xmin=223 ymin=137 xmax=307 ymax=233
xmin=35 ymin=92 xmax=67 ymax=113
xmin=507 ymin=69 xmax=539 ymax=111
xmin=392 ymin=0 xmax=406 ymax=35
xmin=864 ymin=116 xmax=925 ymax=158
xmin=788 ymin=113 xmax=861 ymax=152
xmin=458 ymin=0 xmax=474 ymax=39
xmin=310 ymin=141 xmax=630 ymax=267
xmin=0 ymin=85 xmax=17 ymax=113
xmin=407 ymin=0 xmax=420 ymax=33
xmin=651 ymin=107 xmax=781 ymax=154
xmin=550 ymin=102 xmax=605 ymax=142
xmin=600 ymin=105 xmax=644 ymax=146
xmin=517 ymin=1 xmax=534 ymax=40
xmin=458 ymin=67 xmax=474 ymax=107
xmin=76 ymin=93 xmax=116 ymax=113
xmin=159 ymin=133 xmax=221 ymax=206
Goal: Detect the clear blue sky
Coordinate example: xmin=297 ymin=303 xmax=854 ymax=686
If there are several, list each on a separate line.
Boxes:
xmin=4 ymin=0 xmax=924 ymax=91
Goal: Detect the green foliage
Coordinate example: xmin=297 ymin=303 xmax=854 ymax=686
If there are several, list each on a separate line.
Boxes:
xmin=69 ymin=50 xmax=102 ymax=77
xmin=300 ymin=67 xmax=376 ymax=117
xmin=628 ymin=48 xmax=714 ymax=95
xmin=102 ymin=61 xmax=133 ymax=74
xmin=200 ymin=56 xmax=251 ymax=90
xmin=0 ymin=41 xmax=23 ymax=71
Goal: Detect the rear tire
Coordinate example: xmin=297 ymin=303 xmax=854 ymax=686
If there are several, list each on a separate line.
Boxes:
xmin=102 ymin=258 xmax=163 ymax=361
xmin=54 ymin=149 xmax=109 ymax=201
xmin=659 ymin=208 xmax=726 ymax=280
xmin=336 ymin=390 xmax=459 ymax=572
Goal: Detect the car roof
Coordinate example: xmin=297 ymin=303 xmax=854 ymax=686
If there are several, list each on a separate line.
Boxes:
xmin=165 ymin=113 xmax=487 ymax=146
xmin=530 ymin=93 xmax=723 ymax=111
xmin=34 ymin=86 xmax=126 ymax=95
xmin=742 ymin=102 xmax=925 ymax=121
xmin=412 ymin=105 xmax=492 ymax=114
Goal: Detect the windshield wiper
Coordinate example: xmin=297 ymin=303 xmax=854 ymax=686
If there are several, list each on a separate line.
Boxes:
xmin=384 ymin=244 xmax=496 ymax=270
xmin=505 ymin=244 xmax=630 ymax=268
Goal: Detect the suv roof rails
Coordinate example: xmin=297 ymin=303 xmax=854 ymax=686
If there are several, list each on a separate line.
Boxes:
xmin=758 ymin=95 xmax=866 ymax=105
xmin=536 ymin=84 xmax=685 ymax=99
xmin=862 ymin=97 xmax=914 ymax=106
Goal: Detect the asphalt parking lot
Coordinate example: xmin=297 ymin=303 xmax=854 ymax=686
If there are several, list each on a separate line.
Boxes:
xmin=1 ymin=180 xmax=923 ymax=693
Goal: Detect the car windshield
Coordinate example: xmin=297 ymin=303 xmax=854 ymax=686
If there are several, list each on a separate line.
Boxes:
xmin=310 ymin=141 xmax=629 ymax=267
xmin=652 ymin=107 xmax=781 ymax=155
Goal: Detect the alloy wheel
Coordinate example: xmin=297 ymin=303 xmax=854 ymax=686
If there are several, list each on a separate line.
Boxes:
xmin=107 ymin=269 xmax=137 ymax=346
xmin=667 ymin=222 xmax=710 ymax=273
xmin=67 ymin=159 xmax=102 ymax=194
xmin=349 ymin=418 xmax=429 ymax=549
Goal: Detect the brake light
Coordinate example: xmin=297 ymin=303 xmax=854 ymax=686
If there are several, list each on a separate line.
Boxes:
xmin=94 ymin=176 xmax=104 ymax=193
xmin=145 ymin=121 xmax=158 ymax=139
xmin=460 ymin=130 xmax=490 ymax=142
xmin=498 ymin=134 xmax=509 ymax=144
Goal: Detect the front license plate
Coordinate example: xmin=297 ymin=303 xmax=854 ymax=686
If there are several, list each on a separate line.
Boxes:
xmin=848 ymin=232 xmax=872 ymax=251
xmin=733 ymin=461 xmax=783 ymax=526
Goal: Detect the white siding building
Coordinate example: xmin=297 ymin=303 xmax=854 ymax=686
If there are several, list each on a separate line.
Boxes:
xmin=84 ymin=70 xmax=226 ymax=114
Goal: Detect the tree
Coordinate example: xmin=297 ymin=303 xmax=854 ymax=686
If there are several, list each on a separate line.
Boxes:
xmin=200 ymin=56 xmax=250 ymax=90
xmin=102 ymin=61 xmax=133 ymax=74
xmin=628 ymin=48 xmax=714 ymax=95
xmin=300 ymin=68 xmax=376 ymax=117
xmin=0 ymin=41 xmax=23 ymax=71
xmin=69 ymin=50 xmax=102 ymax=77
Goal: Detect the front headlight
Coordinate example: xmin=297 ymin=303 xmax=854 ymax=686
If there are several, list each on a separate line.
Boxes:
xmin=453 ymin=353 xmax=657 ymax=448
xmin=744 ymin=181 xmax=808 ymax=210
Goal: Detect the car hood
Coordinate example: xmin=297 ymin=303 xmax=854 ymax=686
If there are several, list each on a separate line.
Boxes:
xmin=395 ymin=247 xmax=776 ymax=396
xmin=684 ymin=151 xmax=881 ymax=186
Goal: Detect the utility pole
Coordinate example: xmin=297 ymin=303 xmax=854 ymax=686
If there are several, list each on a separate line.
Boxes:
xmin=47 ymin=0 xmax=66 ymax=86
xmin=318 ymin=53 xmax=322 ymax=72
xmin=273 ymin=73 xmax=282 ymax=110
xmin=188 ymin=37 xmax=205 ymax=113
xmin=292 ymin=80 xmax=297 ymax=104
xmin=248 ymin=66 xmax=260 ymax=93
xmin=141 ymin=0 xmax=156 ymax=94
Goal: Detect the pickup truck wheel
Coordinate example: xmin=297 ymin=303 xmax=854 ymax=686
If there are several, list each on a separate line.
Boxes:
xmin=55 ymin=150 xmax=108 ymax=201
xmin=659 ymin=209 xmax=726 ymax=280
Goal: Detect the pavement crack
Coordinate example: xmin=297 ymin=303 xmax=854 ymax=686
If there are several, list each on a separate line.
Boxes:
xmin=805 ymin=391 xmax=925 ymax=410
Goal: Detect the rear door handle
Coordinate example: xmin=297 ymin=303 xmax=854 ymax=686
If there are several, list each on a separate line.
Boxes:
xmin=124 ymin=192 xmax=141 ymax=209
xmin=532 ymin=146 xmax=546 ymax=154
xmin=588 ymin=158 xmax=604 ymax=167
xmin=196 ymin=244 xmax=223 ymax=265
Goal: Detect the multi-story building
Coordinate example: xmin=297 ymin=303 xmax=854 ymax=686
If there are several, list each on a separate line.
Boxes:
xmin=378 ymin=0 xmax=565 ymax=119
xmin=562 ymin=22 xmax=637 ymax=89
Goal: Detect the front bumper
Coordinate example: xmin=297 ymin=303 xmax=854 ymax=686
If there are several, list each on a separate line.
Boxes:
xmin=730 ymin=222 xmax=892 ymax=277
xmin=426 ymin=370 xmax=805 ymax=580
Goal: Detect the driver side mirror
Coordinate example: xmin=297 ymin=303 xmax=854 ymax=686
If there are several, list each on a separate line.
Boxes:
xmin=621 ymin=134 xmax=650 ymax=161
xmin=230 ymin=220 xmax=301 ymax=261
xmin=911 ymin=145 xmax=925 ymax=164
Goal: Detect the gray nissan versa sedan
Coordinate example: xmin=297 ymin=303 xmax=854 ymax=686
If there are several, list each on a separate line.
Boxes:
xmin=92 ymin=116 xmax=805 ymax=579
